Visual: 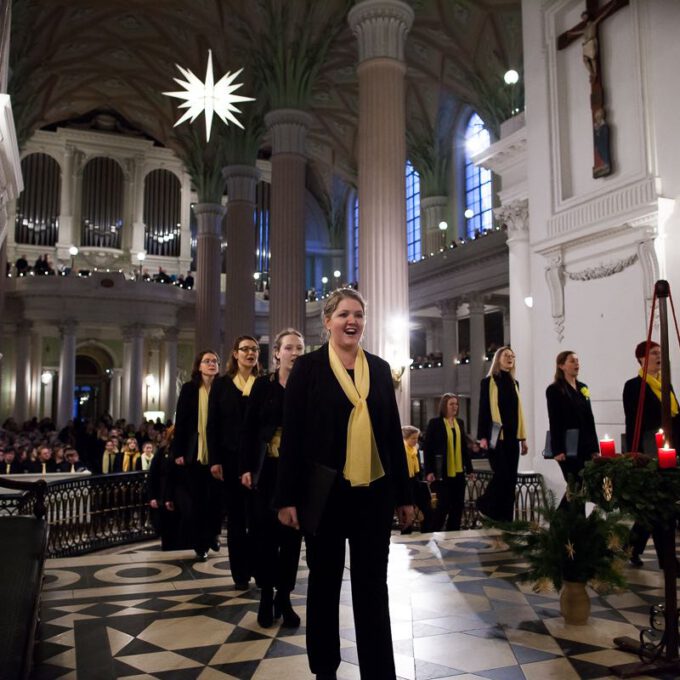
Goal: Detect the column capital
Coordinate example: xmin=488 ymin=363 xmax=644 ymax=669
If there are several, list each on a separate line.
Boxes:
xmin=222 ymin=164 xmax=260 ymax=204
xmin=122 ymin=324 xmax=144 ymax=341
xmin=57 ymin=319 xmax=77 ymax=336
xmin=436 ymin=298 xmax=459 ymax=319
xmin=348 ymin=0 xmax=414 ymax=63
xmin=467 ymin=294 xmax=486 ymax=314
xmin=163 ymin=326 xmax=180 ymax=342
xmin=495 ymin=199 xmax=529 ymax=243
xmin=193 ymin=203 xmax=226 ymax=236
xmin=264 ymin=109 xmax=313 ymax=156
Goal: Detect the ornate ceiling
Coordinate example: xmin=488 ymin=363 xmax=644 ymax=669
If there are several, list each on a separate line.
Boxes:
xmin=10 ymin=0 xmax=522 ymax=180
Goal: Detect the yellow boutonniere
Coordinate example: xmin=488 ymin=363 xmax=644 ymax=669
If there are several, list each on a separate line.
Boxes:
xmin=580 ymin=386 xmax=590 ymax=400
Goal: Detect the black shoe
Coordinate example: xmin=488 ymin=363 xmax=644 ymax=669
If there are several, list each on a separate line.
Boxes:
xmin=234 ymin=580 xmax=249 ymax=591
xmin=629 ymin=554 xmax=643 ymax=567
xmin=257 ymin=587 xmax=274 ymax=628
xmin=194 ymin=551 xmax=208 ymax=562
xmin=210 ymin=538 xmax=221 ymax=552
xmin=274 ymin=590 xmax=301 ymax=628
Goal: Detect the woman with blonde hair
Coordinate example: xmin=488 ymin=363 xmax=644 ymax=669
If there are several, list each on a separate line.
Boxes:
xmin=476 ymin=346 xmax=528 ymax=522
xmin=275 ymin=288 xmax=413 ymax=680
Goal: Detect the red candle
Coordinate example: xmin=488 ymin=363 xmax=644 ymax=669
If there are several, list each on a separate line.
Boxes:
xmin=658 ymin=446 xmax=677 ymax=469
xmin=655 ymin=429 xmax=665 ymax=450
xmin=599 ymin=436 xmax=616 ymax=458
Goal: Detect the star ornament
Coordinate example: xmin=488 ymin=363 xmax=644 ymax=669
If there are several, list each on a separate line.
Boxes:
xmin=163 ymin=49 xmax=254 ymax=142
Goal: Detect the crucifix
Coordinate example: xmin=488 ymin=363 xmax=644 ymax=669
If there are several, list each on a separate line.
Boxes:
xmin=557 ymin=0 xmax=629 ymax=179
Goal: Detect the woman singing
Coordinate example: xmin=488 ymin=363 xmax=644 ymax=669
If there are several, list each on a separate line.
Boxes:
xmin=423 ymin=393 xmax=474 ymax=531
xmin=172 ymin=349 xmax=222 ymax=561
xmin=241 ymin=329 xmax=304 ymax=628
xmin=207 ymin=335 xmax=260 ymax=589
xmin=275 ymin=288 xmax=413 ymax=680
xmin=476 ymin=346 xmax=528 ymax=522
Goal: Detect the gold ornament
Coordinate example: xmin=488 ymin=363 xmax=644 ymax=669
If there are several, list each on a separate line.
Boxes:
xmin=565 ymin=540 xmax=576 ymax=560
xmin=602 ymin=476 xmax=613 ymax=502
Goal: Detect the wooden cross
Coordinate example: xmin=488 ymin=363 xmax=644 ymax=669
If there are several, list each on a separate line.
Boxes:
xmin=557 ymin=0 xmax=629 ymax=179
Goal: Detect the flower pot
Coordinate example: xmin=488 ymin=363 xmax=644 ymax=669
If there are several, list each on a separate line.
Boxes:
xmin=560 ymin=580 xmax=590 ymax=625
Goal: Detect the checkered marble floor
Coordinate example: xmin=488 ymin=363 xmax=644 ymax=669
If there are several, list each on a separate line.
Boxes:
xmin=32 ymin=529 xmax=678 ymax=680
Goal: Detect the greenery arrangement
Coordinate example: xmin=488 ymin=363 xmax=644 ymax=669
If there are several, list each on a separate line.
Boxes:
xmin=583 ymin=454 xmax=680 ymax=529
xmin=498 ymin=486 xmax=628 ymax=593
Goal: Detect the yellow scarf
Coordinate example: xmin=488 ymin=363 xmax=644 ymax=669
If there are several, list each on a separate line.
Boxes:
xmin=489 ymin=374 xmax=526 ymax=440
xmin=122 ymin=451 xmax=141 ymax=472
xmin=404 ymin=442 xmax=420 ymax=478
xmin=444 ymin=418 xmax=463 ymax=476
xmin=639 ymin=369 xmax=679 ymax=416
xmin=233 ymin=373 xmax=255 ymax=396
xmin=197 ymin=384 xmax=209 ymax=464
xmin=328 ymin=343 xmax=385 ymax=487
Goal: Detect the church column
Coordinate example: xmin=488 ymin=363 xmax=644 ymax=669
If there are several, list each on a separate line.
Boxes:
xmin=223 ymin=165 xmax=259 ymax=345
xmin=348 ymin=0 xmax=414 ymax=419
xmin=421 ymin=196 xmax=449 ymax=255
xmin=496 ymin=199 xmax=533 ymax=468
xmin=0 ymin=236 xmax=7 ymax=321
xmin=161 ymin=327 xmax=179 ymax=420
xmin=56 ymin=319 xmax=77 ymax=428
xmin=14 ymin=320 xmax=32 ymax=424
xmin=122 ymin=325 xmax=144 ymax=426
xmin=437 ymin=299 xmax=460 ymax=393
xmin=264 ymin=109 xmax=312 ymax=340
xmin=29 ymin=329 xmax=42 ymax=417
xmin=109 ymin=368 xmax=123 ymax=421
xmin=193 ymin=203 xmax=225 ymax=353
xmin=468 ymin=295 xmax=486 ymax=433
xmin=55 ymin=144 xmax=75 ymax=262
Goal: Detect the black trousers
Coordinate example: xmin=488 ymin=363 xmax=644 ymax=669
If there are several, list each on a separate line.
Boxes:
xmin=478 ymin=439 xmax=519 ymax=522
xmin=430 ymin=475 xmax=466 ymax=531
xmin=224 ymin=474 xmax=252 ymax=584
xmin=175 ymin=464 xmax=222 ymax=553
xmin=251 ymin=457 xmax=301 ymax=591
xmin=304 ymin=479 xmax=396 ymax=679
xmin=556 ymin=458 xmax=586 ymax=515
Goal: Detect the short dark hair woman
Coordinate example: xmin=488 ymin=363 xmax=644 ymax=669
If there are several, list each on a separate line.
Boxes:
xmin=476 ymin=346 xmax=528 ymax=522
xmin=423 ymin=393 xmax=474 ymax=531
xmin=240 ymin=328 xmax=304 ymax=628
xmin=275 ymin=288 xmax=413 ymax=680
xmin=207 ymin=335 xmax=261 ymax=589
xmin=172 ymin=349 xmax=222 ymax=560
xmin=546 ymin=350 xmax=599 ymax=509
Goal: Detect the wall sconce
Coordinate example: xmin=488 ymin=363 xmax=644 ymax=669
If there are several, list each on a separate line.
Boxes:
xmin=390 ymin=358 xmax=413 ymax=388
xmin=41 ymin=370 xmax=53 ymax=385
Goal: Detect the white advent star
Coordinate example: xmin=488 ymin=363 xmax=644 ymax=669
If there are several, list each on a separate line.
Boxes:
xmin=163 ymin=49 xmax=254 ymax=141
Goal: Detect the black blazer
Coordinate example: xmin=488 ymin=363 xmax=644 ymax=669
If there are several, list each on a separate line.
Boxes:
xmin=274 ymin=344 xmax=412 ymax=510
xmin=172 ymin=380 xmax=200 ymax=464
xmin=546 ymin=380 xmax=599 ymax=462
xmin=477 ymin=373 xmax=522 ymax=442
xmin=240 ymin=373 xmax=284 ymax=478
xmin=207 ymin=374 xmax=250 ymax=471
xmin=423 ymin=417 xmax=473 ymax=477
xmin=622 ymin=376 xmax=680 ymax=453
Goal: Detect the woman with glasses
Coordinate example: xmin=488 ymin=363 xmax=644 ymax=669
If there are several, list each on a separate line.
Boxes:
xmin=476 ymin=346 xmax=528 ymax=522
xmin=172 ymin=349 xmax=222 ymax=560
xmin=208 ymin=335 xmax=261 ymax=589
xmin=240 ymin=329 xmax=304 ymax=628
xmin=275 ymin=289 xmax=413 ymax=680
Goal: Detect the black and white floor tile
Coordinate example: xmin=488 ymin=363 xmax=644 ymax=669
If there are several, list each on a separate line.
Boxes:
xmin=32 ymin=530 xmax=678 ymax=679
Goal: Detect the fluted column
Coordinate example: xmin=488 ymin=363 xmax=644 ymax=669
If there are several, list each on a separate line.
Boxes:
xmin=223 ymin=165 xmax=259 ymax=345
xmin=437 ymin=299 xmax=460 ymax=394
xmin=193 ymin=203 xmax=225 ymax=353
xmin=110 ymin=368 xmax=123 ymax=420
xmin=29 ymin=329 xmax=42 ymax=417
xmin=422 ymin=196 xmax=449 ymax=255
xmin=497 ymin=199 xmax=533 ymax=467
xmin=265 ymin=109 xmax=312 ymax=340
xmin=162 ymin=327 xmax=179 ymax=420
xmin=55 ymin=144 xmax=75 ymax=262
xmin=468 ymin=296 xmax=486 ymax=433
xmin=348 ymin=0 xmax=414 ymax=419
xmin=56 ymin=319 xmax=77 ymax=427
xmin=14 ymin=320 xmax=32 ymax=424
xmin=122 ymin=325 xmax=144 ymax=426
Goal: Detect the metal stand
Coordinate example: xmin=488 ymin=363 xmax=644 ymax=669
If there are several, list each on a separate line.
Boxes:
xmin=611 ymin=280 xmax=680 ymax=677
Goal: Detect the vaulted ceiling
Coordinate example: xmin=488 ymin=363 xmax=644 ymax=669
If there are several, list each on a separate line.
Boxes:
xmin=10 ymin=0 xmax=522 ymax=180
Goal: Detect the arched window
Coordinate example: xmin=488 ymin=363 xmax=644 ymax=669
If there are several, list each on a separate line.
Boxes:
xmin=464 ymin=113 xmax=492 ymax=237
xmin=405 ymin=160 xmax=421 ymax=261
xmin=15 ymin=153 xmax=61 ymax=246
xmin=144 ymin=169 xmax=181 ymax=257
xmin=80 ymin=157 xmax=124 ymax=249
